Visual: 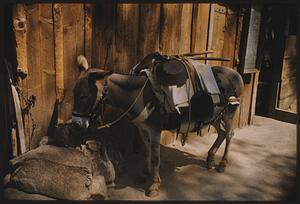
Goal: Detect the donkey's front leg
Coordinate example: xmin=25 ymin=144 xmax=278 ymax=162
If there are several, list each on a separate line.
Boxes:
xmin=147 ymin=129 xmax=161 ymax=197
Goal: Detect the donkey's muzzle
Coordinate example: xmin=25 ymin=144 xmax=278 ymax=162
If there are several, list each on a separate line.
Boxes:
xmin=71 ymin=115 xmax=90 ymax=128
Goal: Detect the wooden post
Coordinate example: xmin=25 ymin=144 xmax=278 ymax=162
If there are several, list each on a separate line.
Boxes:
xmin=12 ymin=4 xmax=28 ymax=75
xmin=249 ymin=70 xmax=260 ymax=124
xmin=12 ymin=4 xmax=28 ymax=152
xmin=53 ymin=4 xmax=64 ymax=104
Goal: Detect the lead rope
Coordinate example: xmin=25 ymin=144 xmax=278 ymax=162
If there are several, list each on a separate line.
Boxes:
xmin=96 ymin=78 xmax=149 ymax=130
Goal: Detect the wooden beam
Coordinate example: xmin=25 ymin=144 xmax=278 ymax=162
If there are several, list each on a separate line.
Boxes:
xmin=53 ymin=4 xmax=64 ymax=103
xmin=12 ymin=4 xmax=28 ymax=75
xmin=12 ymin=4 xmax=29 ymax=150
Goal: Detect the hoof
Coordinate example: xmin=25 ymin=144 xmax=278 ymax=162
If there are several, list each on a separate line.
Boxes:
xmin=147 ymin=182 xmax=160 ymax=197
xmin=206 ymin=160 xmax=215 ymax=169
xmin=147 ymin=189 xmax=159 ymax=197
xmin=215 ymin=163 xmax=226 ymax=173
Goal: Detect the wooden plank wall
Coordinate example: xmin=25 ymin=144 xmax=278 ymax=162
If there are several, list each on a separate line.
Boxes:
xmin=14 ymin=3 xmax=258 ymax=150
xmin=14 ymin=4 xmax=86 ymax=149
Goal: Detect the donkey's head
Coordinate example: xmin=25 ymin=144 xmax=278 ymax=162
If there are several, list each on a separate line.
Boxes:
xmin=72 ymin=55 xmax=113 ymax=128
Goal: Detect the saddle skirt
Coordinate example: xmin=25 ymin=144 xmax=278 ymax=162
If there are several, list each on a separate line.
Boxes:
xmin=171 ymin=60 xmax=221 ymax=113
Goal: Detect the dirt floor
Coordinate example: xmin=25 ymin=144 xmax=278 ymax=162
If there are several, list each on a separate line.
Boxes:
xmin=107 ymin=116 xmax=297 ymax=200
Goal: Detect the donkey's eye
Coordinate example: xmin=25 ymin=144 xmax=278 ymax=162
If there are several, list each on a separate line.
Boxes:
xmin=80 ymin=95 xmax=88 ymax=100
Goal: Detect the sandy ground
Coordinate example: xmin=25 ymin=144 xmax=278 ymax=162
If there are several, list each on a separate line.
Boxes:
xmin=107 ymin=116 xmax=296 ymax=200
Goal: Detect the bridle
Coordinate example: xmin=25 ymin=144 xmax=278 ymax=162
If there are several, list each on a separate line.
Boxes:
xmin=72 ymin=77 xmax=149 ymax=130
xmin=71 ymin=79 xmax=109 ymax=128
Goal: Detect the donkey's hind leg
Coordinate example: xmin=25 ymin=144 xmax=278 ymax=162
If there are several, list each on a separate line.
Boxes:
xmin=207 ymin=116 xmax=226 ymax=169
xmin=207 ymin=105 xmax=237 ymax=172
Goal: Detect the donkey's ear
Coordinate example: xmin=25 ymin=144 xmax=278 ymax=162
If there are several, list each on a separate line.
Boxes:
xmin=77 ymin=55 xmax=89 ymax=72
xmin=88 ymin=70 xmax=113 ymax=82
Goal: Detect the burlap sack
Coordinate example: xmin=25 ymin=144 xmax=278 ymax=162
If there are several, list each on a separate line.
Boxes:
xmin=7 ymin=145 xmax=107 ymax=200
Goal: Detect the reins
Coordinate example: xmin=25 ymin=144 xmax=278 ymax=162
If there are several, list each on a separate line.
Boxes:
xmin=95 ymin=77 xmax=149 ymax=130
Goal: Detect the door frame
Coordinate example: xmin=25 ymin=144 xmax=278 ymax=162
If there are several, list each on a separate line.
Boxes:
xmin=268 ymin=6 xmax=297 ymax=124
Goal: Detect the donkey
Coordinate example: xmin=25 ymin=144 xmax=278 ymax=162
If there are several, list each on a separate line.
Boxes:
xmin=71 ymin=55 xmax=244 ymax=197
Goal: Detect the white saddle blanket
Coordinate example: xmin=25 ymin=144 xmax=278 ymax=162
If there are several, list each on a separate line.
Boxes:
xmin=170 ymin=78 xmax=194 ymax=113
xmin=171 ymin=60 xmax=220 ymax=113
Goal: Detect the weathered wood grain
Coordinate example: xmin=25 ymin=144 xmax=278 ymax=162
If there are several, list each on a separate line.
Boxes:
xmin=25 ymin=4 xmax=43 ymax=149
xmin=138 ymin=4 xmax=161 ymax=60
xmin=92 ymin=2 xmax=116 ymax=70
xmin=179 ymin=4 xmax=193 ymax=54
xmin=208 ymin=4 xmax=226 ymax=67
xmin=84 ymin=4 xmax=93 ymax=66
xmin=39 ymin=4 xmax=56 ymax=148
xmin=221 ymin=10 xmax=238 ymax=68
xmin=115 ymin=4 xmax=139 ymax=73
xmin=159 ymin=4 xmax=184 ymax=145
xmin=238 ymin=74 xmax=253 ymax=128
xmin=53 ymin=4 xmax=64 ymax=104
xmin=60 ymin=4 xmax=85 ymax=121
xmin=12 ymin=4 xmax=28 ymax=75
xmin=13 ymin=4 xmax=29 ymax=149
xmin=191 ymin=4 xmax=210 ymax=54
xmin=159 ymin=4 xmax=182 ymax=55
xmin=249 ymin=70 xmax=260 ymax=124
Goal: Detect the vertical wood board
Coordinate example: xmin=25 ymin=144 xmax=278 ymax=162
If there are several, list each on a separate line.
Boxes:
xmin=114 ymin=4 xmax=139 ymax=73
xmin=92 ymin=2 xmax=116 ymax=70
xmin=60 ymin=4 xmax=84 ymax=121
xmin=191 ymin=3 xmax=210 ymax=54
xmin=138 ymin=4 xmax=161 ymax=60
